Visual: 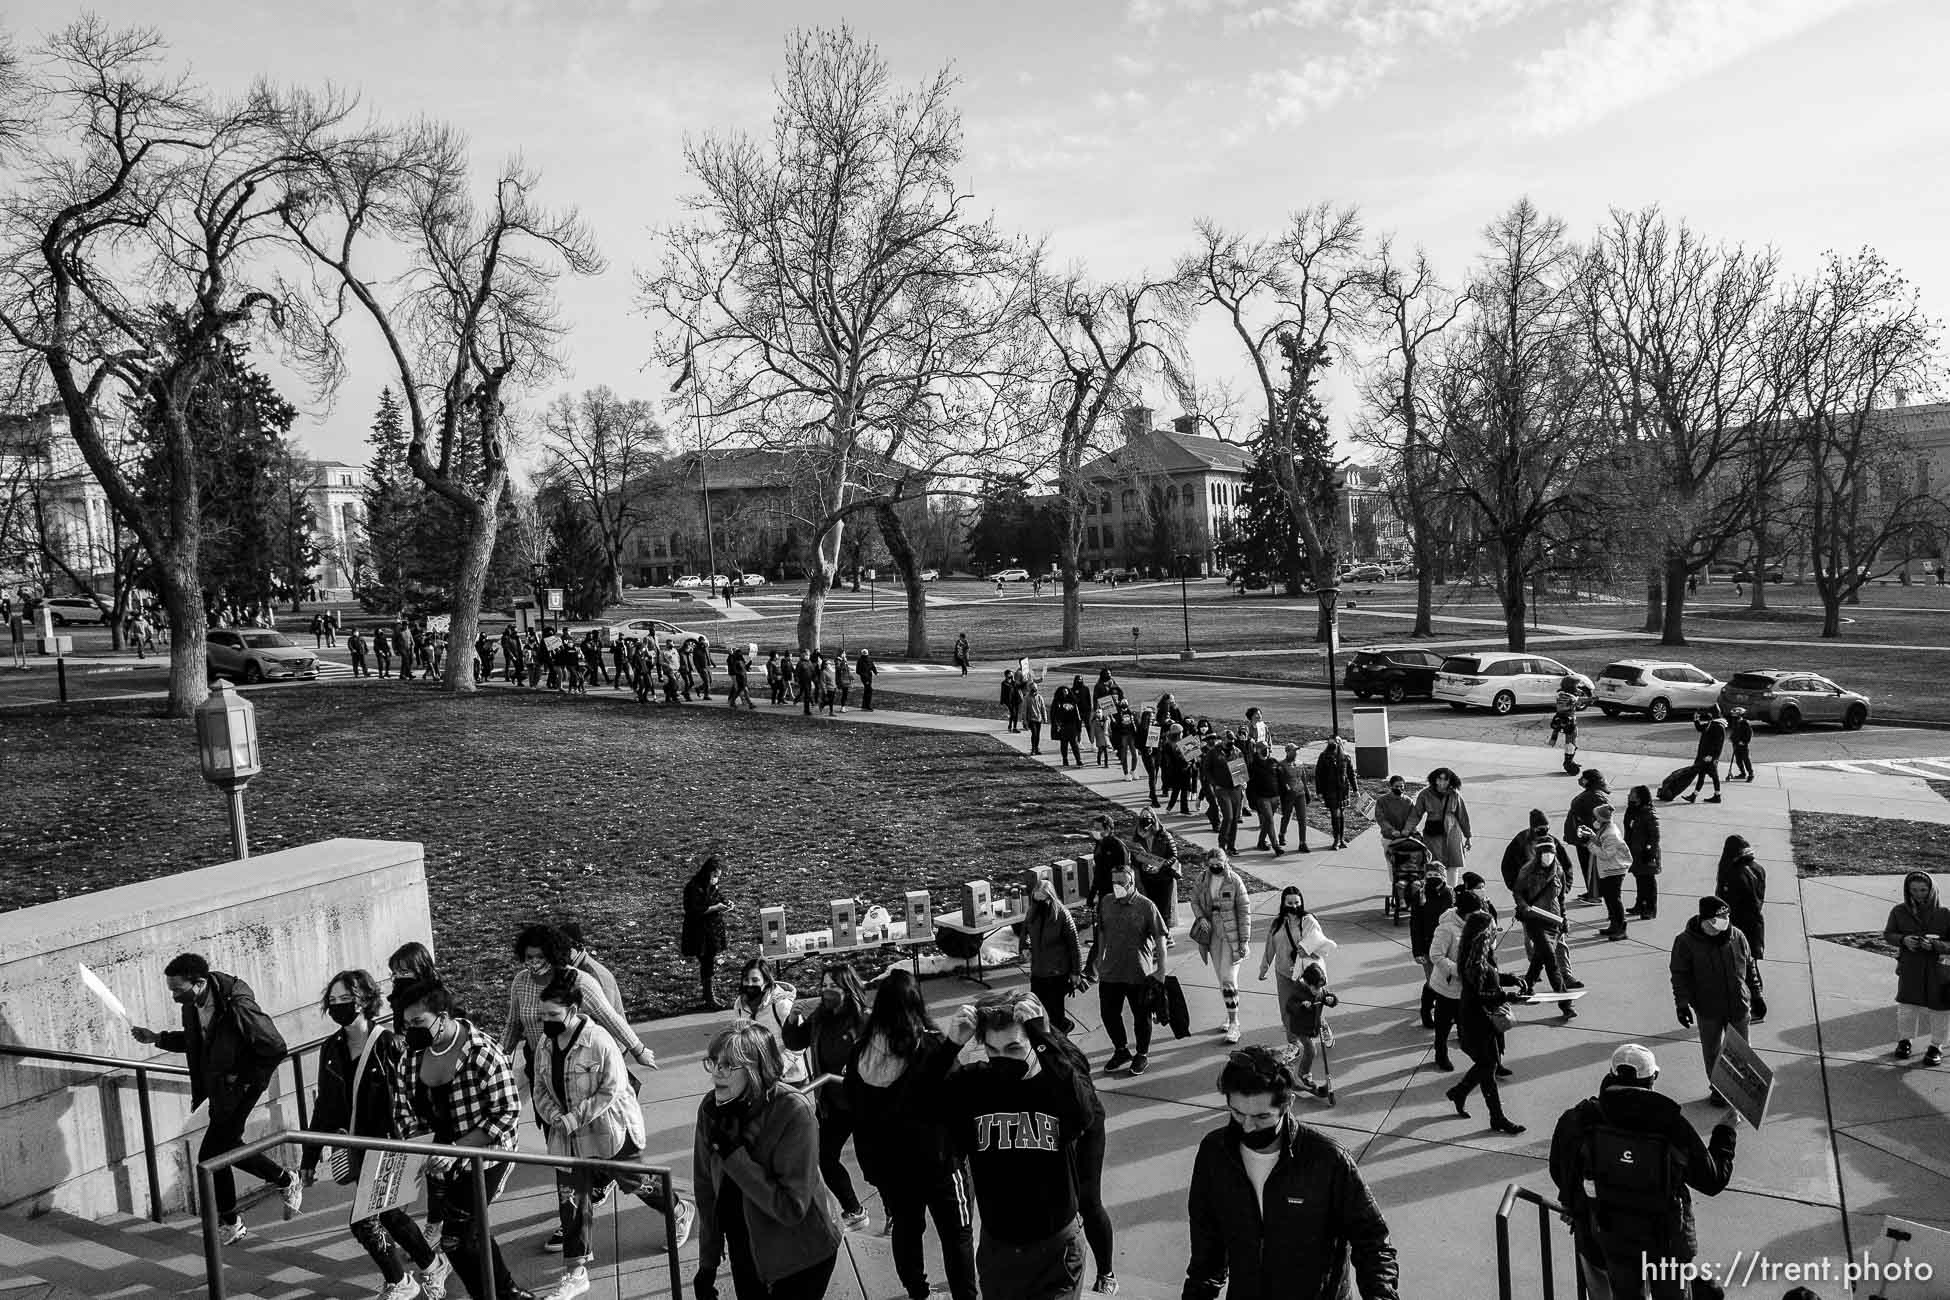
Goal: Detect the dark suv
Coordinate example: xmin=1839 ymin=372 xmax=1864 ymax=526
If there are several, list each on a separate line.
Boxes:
xmin=1345 ymin=648 xmax=1445 ymax=703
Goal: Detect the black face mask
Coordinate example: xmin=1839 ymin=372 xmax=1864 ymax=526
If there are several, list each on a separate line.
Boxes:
xmin=325 ymin=1003 xmax=360 ymax=1027
xmin=541 ymin=1019 xmax=568 ymax=1040
xmin=987 ymin=1057 xmax=1030 ymax=1084
xmin=172 ymin=985 xmax=203 ymax=1008
xmin=1238 ymin=1121 xmax=1283 ymax=1151
xmin=403 ymin=1024 xmax=436 ymax=1051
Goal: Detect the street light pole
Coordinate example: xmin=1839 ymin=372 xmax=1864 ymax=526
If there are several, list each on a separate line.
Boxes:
xmin=1318 ymin=583 xmax=1343 ymax=740
xmin=1177 ymin=553 xmax=1195 ymax=661
xmin=689 ymin=325 xmax=718 ymax=593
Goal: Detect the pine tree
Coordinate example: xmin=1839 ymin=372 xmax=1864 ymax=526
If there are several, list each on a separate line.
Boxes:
xmin=544 ymin=496 xmax=610 ymax=619
xmin=1221 ymin=382 xmax=1336 ymax=594
xmin=355 ymin=388 xmax=420 ymax=613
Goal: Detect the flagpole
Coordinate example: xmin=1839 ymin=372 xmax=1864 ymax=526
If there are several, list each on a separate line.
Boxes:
xmin=688 ymin=324 xmax=719 ymax=589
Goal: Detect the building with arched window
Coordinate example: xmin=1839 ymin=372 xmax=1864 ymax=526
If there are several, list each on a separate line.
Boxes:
xmin=1076 ymin=409 xmax=1251 ymax=574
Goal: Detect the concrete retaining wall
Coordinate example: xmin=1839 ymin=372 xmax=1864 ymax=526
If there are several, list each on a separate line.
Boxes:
xmin=0 ymin=838 xmax=429 ymax=1221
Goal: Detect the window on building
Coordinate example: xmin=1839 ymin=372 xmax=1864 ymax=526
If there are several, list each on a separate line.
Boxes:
xmin=1087 ymin=526 xmax=1099 ymax=550
xmin=1121 ymin=488 xmax=1136 ymax=514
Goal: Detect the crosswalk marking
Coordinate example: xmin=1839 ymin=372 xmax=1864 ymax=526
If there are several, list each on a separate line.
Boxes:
xmin=1777 ymin=756 xmax=1950 ymax=780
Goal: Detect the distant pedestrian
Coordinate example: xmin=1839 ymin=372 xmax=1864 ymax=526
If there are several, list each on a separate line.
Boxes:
xmin=1314 ymin=738 xmax=1360 ymax=853
xmin=1548 ymin=677 xmax=1582 ymax=775
xmin=1682 ymin=708 xmax=1726 ymax=804
xmin=817 ymin=653 xmax=838 ymax=715
xmin=1412 ymin=765 xmax=1471 ymax=884
xmin=310 ymin=612 xmax=325 ymax=647
xmin=856 ymin=648 xmax=876 ymax=710
xmin=1883 ymin=871 xmax=1950 ymax=1065
xmin=692 ymin=634 xmax=714 ymax=699
xmin=1277 ymin=743 xmax=1313 ymax=851
xmin=346 ymin=630 xmax=370 ymax=677
xmin=952 ymin=631 xmax=969 ymax=675
xmin=1022 ymin=677 xmax=1047 ymax=754
xmin=1727 ymin=707 xmax=1755 ymax=782
xmin=833 ymin=646 xmax=853 ymax=712
xmin=1625 ymin=785 xmax=1662 ymax=920
xmin=1714 ymin=834 xmax=1767 ymax=963
xmin=1192 ymin=850 xmax=1253 ymax=1044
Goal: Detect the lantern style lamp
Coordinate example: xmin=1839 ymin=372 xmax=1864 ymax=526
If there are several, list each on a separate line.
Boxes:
xmin=195 ymin=680 xmax=262 ymax=860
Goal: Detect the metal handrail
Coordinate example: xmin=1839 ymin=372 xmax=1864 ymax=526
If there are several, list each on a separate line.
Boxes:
xmin=198 ymin=1128 xmax=686 ymax=1300
xmin=0 ymin=1042 xmax=191 ymax=1223
xmin=1495 ymin=1183 xmax=1589 ymax=1300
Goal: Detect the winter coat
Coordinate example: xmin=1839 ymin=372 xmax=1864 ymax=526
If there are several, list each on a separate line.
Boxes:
xmin=1715 ymin=847 xmax=1768 ymax=960
xmin=1515 ymin=856 xmax=1570 ymax=930
xmin=1624 ymin=804 xmax=1661 ymax=875
xmin=682 ymin=872 xmax=730 ymax=956
xmin=1670 ymin=918 xmax=1758 ymax=1024
xmin=1260 ymin=909 xmax=1337 ymax=981
xmin=733 ymin=984 xmax=811 ymax=1084
xmin=1183 ymin=1118 xmax=1399 ymax=1300
xmin=1090 ymin=890 xmax=1167 ymax=984
xmin=1192 ymin=865 xmax=1253 ymax=968
xmin=1883 ymin=871 xmax=1950 ymax=1008
xmin=1694 ymin=715 xmax=1727 ymax=762
xmin=1314 ymin=747 xmax=1357 ymax=809
xmin=1565 ymin=787 xmax=1608 ymax=846
xmin=533 ymin=1018 xmax=644 ymax=1160
xmin=301 ymin=1025 xmax=403 ymax=1182
xmin=1023 ymin=689 xmax=1047 ymax=724
xmin=152 ymin=971 xmax=288 ymax=1109
xmin=1021 ymin=898 xmax=1084 ymax=982
xmin=1502 ymin=828 xmax=1571 ymax=892
xmin=779 ymin=1002 xmax=867 ymax=1117
xmin=845 ymin=1028 xmax=963 ymax=1189
xmin=1426 ymin=909 xmax=1468 ymax=1000
xmin=1245 ymin=753 xmax=1280 ymax=802
xmin=1409 ymin=876 xmax=1454 ymax=961
xmin=693 ymin=1086 xmax=843 ymax=1287
xmin=1590 ymin=822 xmax=1634 ymax=880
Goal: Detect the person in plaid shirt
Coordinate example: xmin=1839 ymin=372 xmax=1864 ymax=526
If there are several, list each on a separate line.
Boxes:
xmin=500 ymin=924 xmax=658 ymax=1076
xmin=390 ymin=978 xmax=538 ymax=1300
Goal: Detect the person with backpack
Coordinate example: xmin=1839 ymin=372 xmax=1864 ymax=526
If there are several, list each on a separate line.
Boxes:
xmin=1670 ymin=897 xmax=1761 ymax=1105
xmin=1727 ymin=708 xmax=1755 ymax=782
xmin=1625 ymin=786 xmax=1662 ymax=921
xmin=1548 ymin=1044 xmax=1737 ymax=1300
xmin=1501 ymin=808 xmax=1571 ymax=895
xmin=1682 ymin=709 xmax=1727 ymax=804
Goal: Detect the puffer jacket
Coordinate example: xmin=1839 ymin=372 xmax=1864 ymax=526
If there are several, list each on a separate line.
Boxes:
xmin=1590 ymin=822 xmax=1634 ymax=880
xmin=1884 ymin=871 xmax=1950 ymax=1008
xmin=1192 ymin=865 xmax=1253 ymax=968
xmin=1426 ymin=909 xmax=1468 ymax=999
xmin=1259 ymin=910 xmax=1337 ymax=981
xmin=1670 ymin=918 xmax=1758 ymax=1023
xmin=533 ymin=1017 xmax=644 ymax=1160
xmin=1021 ymin=898 xmax=1084 ymax=982
xmin=1716 ymin=847 xmax=1768 ymax=960
xmin=1624 ymin=803 xmax=1661 ymax=874
xmin=733 ymin=983 xmax=810 ymax=1083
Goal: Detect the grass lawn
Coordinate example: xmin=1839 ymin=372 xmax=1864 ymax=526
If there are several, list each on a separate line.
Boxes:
xmin=0 ymin=686 xmax=1148 ymax=1026
xmin=1791 ymin=811 xmax=1950 ymax=878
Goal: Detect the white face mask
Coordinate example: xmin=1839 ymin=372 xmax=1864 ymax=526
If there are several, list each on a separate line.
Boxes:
xmin=1703 ymin=917 xmax=1730 ymax=935
xmin=1112 ymin=882 xmax=1135 ymax=900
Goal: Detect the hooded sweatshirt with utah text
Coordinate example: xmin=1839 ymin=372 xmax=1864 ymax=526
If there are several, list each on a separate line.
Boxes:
xmin=911 ymin=1036 xmax=1094 ymax=1245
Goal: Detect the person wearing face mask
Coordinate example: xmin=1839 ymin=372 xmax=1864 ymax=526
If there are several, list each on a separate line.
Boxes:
xmin=779 ymin=963 xmax=873 ymax=1232
xmin=1183 ymin=1045 xmax=1399 ymax=1300
xmin=299 ymin=970 xmax=450 ymax=1300
xmin=731 ymin=958 xmax=812 ymax=1085
xmin=1883 ymin=871 xmax=1950 ymax=1065
xmin=1406 ymin=869 xmax=1454 ymax=1031
xmin=388 ymin=977 xmax=535 ymax=1300
xmin=1192 ymin=850 xmax=1254 ymax=1044
xmin=1669 ymin=897 xmax=1761 ymax=1105
xmin=533 ymin=974 xmax=691 ymax=1300
xmin=1449 ymin=910 xmax=1527 ymax=1136
xmin=1129 ymin=809 xmax=1182 ymax=938
xmin=683 ymin=857 xmax=734 ymax=1009
xmin=1086 ymin=812 xmax=1129 ymax=909
xmin=1624 ymin=786 xmax=1662 ymax=921
xmin=130 ymin=952 xmax=298 ymax=1247
xmin=1514 ymin=838 xmax=1583 ymax=1017
xmin=692 ymin=1021 xmax=843 ymax=1300
xmin=1584 ymin=804 xmax=1635 ymax=942
xmin=1087 ymin=864 xmax=1168 ymax=1076
xmin=499 ymin=925 xmax=658 ymax=1107
xmin=1411 ymin=766 xmax=1471 ymax=885
xmin=915 ymin=991 xmax=1095 ymax=1300
xmin=1020 ymin=867 xmax=1086 ymax=1033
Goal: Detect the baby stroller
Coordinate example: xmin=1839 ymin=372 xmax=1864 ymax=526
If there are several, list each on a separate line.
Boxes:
xmin=1383 ymin=834 xmax=1432 ymax=925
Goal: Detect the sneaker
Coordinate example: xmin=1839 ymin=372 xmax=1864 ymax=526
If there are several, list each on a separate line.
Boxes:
xmin=419 ymin=1252 xmax=452 ymax=1300
xmin=544 ymin=1267 xmax=589 ymax=1300
xmin=673 ymin=1196 xmax=696 ymax=1249
xmin=1092 ymin=1273 xmax=1120 ymax=1294
xmin=1563 ymin=979 xmax=1585 ymax=991
xmin=1681 ymin=794 xmax=1697 ymax=803
xmin=843 ymin=1208 xmax=871 ymax=1233
xmin=1222 ymin=1022 xmax=1241 ymax=1045
xmin=218 ymin=1219 xmax=250 ymax=1247
xmin=1927 ymin=1046 xmax=1944 ymax=1067
xmin=380 ymin=1279 xmax=425 ymax=1300
xmin=280 ymin=1173 xmax=304 ymax=1219
xmin=544 ymin=1227 xmax=565 ymax=1252
xmin=1560 ymin=1004 xmax=1578 ymax=1019
xmin=1129 ymin=1054 xmax=1148 ymax=1075
xmin=1705 ymin=795 xmax=1722 ymax=804
xmin=1104 ymin=1048 xmax=1133 ymax=1073
xmin=1297 ymin=1073 xmax=1318 ymax=1091
xmin=1897 ymin=1039 xmax=1914 ymax=1059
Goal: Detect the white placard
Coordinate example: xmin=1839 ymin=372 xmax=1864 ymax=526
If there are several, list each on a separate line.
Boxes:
xmin=350 ymin=1148 xmax=429 ymax=1224
xmin=79 ymin=963 xmax=130 ymax=1022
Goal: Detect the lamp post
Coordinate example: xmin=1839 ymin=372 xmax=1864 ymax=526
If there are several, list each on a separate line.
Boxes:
xmin=1175 ymin=552 xmax=1195 ymax=660
xmin=195 ymin=681 xmax=261 ymax=860
xmin=529 ymin=562 xmax=549 ymax=636
xmin=1318 ymin=582 xmax=1343 ymax=740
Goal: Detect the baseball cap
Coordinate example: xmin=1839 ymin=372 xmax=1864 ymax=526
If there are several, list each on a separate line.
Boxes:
xmin=1611 ymin=1044 xmax=1658 ymax=1081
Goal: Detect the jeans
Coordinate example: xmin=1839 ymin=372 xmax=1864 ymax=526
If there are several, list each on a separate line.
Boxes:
xmin=557 ymin=1136 xmax=668 ymax=1264
xmin=1431 ymin=992 xmax=1457 ymax=1063
xmin=1631 ymin=871 xmax=1659 ymax=917
xmin=1278 ymin=792 xmax=1308 ymax=845
xmin=435 ymin=1160 xmax=517 ymax=1300
xmin=817 ymin=1108 xmax=860 ymax=1215
xmin=1326 ymin=806 xmax=1346 ymax=844
xmin=1028 ymin=721 xmax=1043 ymax=753
xmin=1697 ymin=1014 xmax=1751 ymax=1081
xmin=1137 ymin=748 xmax=1158 ymax=803
xmin=1210 ymin=787 xmax=1242 ymax=851
xmin=1731 ymin=745 xmax=1753 ymax=780
xmin=1520 ymin=921 xmax=1569 ymax=992
xmin=1455 ymin=1037 xmax=1508 ymax=1123
xmin=1250 ymin=796 xmax=1280 ymax=850
xmin=350 ymin=650 xmax=369 ymax=677
xmin=1688 ymin=759 xmax=1722 ymax=795
xmin=1061 ymin=735 xmax=1083 ymax=766
xmin=350 ymin=1209 xmax=437 ymax=1284
xmin=882 ymin=1167 xmax=978 ymax=1300
xmin=1071 ymin=1119 xmax=1113 ymax=1279
xmin=1598 ymin=874 xmax=1626 ymax=933
xmin=200 ymin=1080 xmax=289 ymax=1224
xmin=1030 ymin=975 xmax=1074 ymax=1033
xmin=976 ymin=1216 xmax=1085 ymax=1300
xmin=1099 ymin=982 xmax=1152 ymax=1056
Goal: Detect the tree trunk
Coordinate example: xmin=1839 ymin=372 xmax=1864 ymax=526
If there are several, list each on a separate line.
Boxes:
xmin=1820 ymin=588 xmax=1841 ymax=637
xmin=1642 ymin=570 xmax=1663 ymax=635
xmin=1747 ymin=528 xmax=1769 ymax=611
xmin=1061 ymin=562 xmax=1082 ymax=651
xmin=1659 ymin=554 xmax=1689 ymax=647
xmin=875 ymin=501 xmax=929 ymax=659
xmin=1313 ymin=552 xmax=1335 ymax=641
xmin=796 ymin=522 xmax=842 ymax=650
xmin=440 ymin=491 xmax=497 ymax=693
xmin=160 ymin=558 xmax=209 ymax=718
xmin=1502 ymin=552 xmax=1528 ymax=651
xmin=1413 ymin=567 xmax=1433 ymax=637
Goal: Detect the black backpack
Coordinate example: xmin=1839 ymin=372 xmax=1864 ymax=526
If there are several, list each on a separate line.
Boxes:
xmin=1580 ymin=1106 xmax=1680 ymax=1245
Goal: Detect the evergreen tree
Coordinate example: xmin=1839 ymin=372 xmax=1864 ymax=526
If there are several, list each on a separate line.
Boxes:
xmin=264 ymin=438 xmax=322 ymax=606
xmin=356 ymin=387 xmax=421 ymax=613
xmin=544 ymin=496 xmax=610 ymax=619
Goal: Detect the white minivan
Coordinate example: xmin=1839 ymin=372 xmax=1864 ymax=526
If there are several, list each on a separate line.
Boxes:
xmin=1433 ymin=652 xmax=1594 ymax=715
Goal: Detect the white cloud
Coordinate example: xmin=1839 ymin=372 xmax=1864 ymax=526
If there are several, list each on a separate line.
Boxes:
xmin=1512 ymin=0 xmax=1868 ymax=135
xmin=1247 ymin=47 xmax=1398 ymax=125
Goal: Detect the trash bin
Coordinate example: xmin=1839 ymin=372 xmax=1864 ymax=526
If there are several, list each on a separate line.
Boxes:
xmin=1352 ymin=705 xmax=1390 ymax=779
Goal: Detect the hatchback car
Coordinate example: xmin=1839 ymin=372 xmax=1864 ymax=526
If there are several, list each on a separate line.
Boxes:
xmin=1339 ymin=563 xmax=1387 ymax=582
xmin=42 ymin=597 xmax=110 ymax=626
xmin=1433 ymin=652 xmax=1594 ymax=715
xmin=1593 ymin=660 xmax=1723 ymax=722
xmin=919 ymin=568 xmax=940 ymax=582
xmin=735 ymin=573 xmax=767 ymax=589
xmin=668 ymin=575 xmax=703 ymax=588
xmin=1719 ymin=670 xmax=1870 ymax=731
xmin=206 ymin=629 xmax=318 ymax=684
xmin=992 ymin=568 xmax=1030 ymax=582
xmin=1345 ymin=648 xmax=1445 ymax=703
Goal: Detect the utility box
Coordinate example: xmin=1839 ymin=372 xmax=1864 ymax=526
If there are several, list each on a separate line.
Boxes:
xmin=38 ymin=635 xmax=73 ymax=657
xmin=760 ymin=906 xmax=788 ymax=957
xmin=961 ymin=879 xmax=991 ymax=925
xmin=1022 ymin=864 xmax=1052 ymax=901
xmin=904 ymin=890 xmax=934 ymax=940
xmin=1352 ymin=706 xmax=1390 ymax=779
xmin=830 ymin=898 xmax=858 ymax=949
xmin=1052 ymin=859 xmax=1082 ymax=905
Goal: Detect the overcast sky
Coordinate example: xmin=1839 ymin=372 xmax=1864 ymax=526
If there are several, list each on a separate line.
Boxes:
xmin=14 ymin=0 xmax=1949 ymax=467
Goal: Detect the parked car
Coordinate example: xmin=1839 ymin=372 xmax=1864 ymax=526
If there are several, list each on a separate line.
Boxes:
xmin=1433 ymin=652 xmax=1594 ymax=715
xmin=735 ymin=573 xmax=767 ymax=588
xmin=1345 ymin=648 xmax=1445 ymax=704
xmin=206 ymin=628 xmax=318 ymax=684
xmin=919 ymin=568 xmax=940 ymax=583
xmin=608 ymin=617 xmax=708 ymax=645
xmin=1719 ymin=670 xmax=1870 ymax=732
xmin=1731 ymin=564 xmax=1785 ymax=584
xmin=1338 ymin=562 xmax=1386 ymax=582
xmin=992 ymin=568 xmax=1030 ymax=582
xmin=42 ymin=597 xmax=110 ymax=626
xmin=1593 ymin=659 xmax=1723 ymax=722
xmin=669 ymin=574 xmax=704 ymax=588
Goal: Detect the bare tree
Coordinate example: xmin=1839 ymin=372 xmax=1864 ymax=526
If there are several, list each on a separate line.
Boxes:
xmin=284 ymin=121 xmax=603 ymax=690
xmin=538 ymin=386 xmax=668 ymax=604
xmin=1580 ymin=207 xmax=1780 ymax=645
xmin=1022 ymin=264 xmax=1191 ymax=651
xmin=0 ymin=23 xmax=338 ymax=714
xmin=1356 ymin=240 xmax=1464 ymax=637
xmin=646 ymin=27 xmax=1027 ymax=653
xmin=1424 ymin=199 xmax=1607 ymax=649
xmin=1770 ymin=249 xmax=1943 ymax=637
xmin=1185 ymin=204 xmax=1366 ymax=639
